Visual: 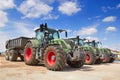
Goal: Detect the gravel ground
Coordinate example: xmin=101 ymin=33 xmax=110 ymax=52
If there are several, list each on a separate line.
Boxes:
xmin=0 ymin=56 xmax=120 ymax=80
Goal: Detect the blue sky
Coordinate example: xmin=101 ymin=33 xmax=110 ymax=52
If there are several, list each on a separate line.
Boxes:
xmin=0 ymin=0 xmax=120 ymax=52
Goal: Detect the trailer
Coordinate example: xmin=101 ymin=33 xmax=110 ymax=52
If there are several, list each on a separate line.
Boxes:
xmin=5 ymin=37 xmax=31 ymax=61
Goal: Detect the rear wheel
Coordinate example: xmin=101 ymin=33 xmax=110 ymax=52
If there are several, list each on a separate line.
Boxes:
xmin=9 ymin=50 xmax=18 ymax=61
xmin=85 ymin=51 xmax=96 ymax=65
xmin=44 ymin=46 xmax=66 ymax=71
xmin=102 ymin=53 xmax=110 ymax=63
xmin=95 ymin=58 xmax=102 ymax=64
xmin=109 ymin=58 xmax=114 ymax=63
xmin=67 ymin=60 xmax=84 ymax=68
xmin=24 ymin=42 xmax=38 ymax=65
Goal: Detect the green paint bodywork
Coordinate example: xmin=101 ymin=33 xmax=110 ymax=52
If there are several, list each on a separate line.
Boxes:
xmin=28 ymin=39 xmax=39 ymax=48
xmin=51 ymin=39 xmax=72 ymax=53
xmin=28 ymin=37 xmax=72 ymax=54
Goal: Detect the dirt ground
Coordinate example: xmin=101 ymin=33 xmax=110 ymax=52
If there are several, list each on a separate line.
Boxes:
xmin=0 ymin=55 xmax=120 ymax=80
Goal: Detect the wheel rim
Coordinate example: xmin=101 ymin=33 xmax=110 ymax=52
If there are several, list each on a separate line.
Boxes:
xmin=25 ymin=47 xmax=32 ymax=61
xmin=103 ymin=57 xmax=106 ymax=61
xmin=47 ymin=51 xmax=56 ymax=66
xmin=86 ymin=53 xmax=91 ymax=62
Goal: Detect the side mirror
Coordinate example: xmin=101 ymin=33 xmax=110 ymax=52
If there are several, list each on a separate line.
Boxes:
xmin=76 ymin=36 xmax=79 ymax=45
xmin=65 ymin=31 xmax=68 ymax=37
xmin=97 ymin=42 xmax=102 ymax=45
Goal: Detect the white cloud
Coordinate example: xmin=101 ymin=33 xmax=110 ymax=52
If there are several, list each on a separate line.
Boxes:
xmin=0 ymin=0 xmax=15 ymax=28
xmin=0 ymin=10 xmax=8 ymax=27
xmin=0 ymin=31 xmax=10 ymax=52
xmin=39 ymin=0 xmax=55 ymax=4
xmin=102 ymin=16 xmax=116 ymax=22
xmin=101 ymin=6 xmax=115 ymax=12
xmin=14 ymin=22 xmax=35 ymax=37
xmin=86 ymin=36 xmax=99 ymax=41
xmin=106 ymin=26 xmax=117 ymax=32
xmin=0 ymin=22 xmax=36 ymax=52
xmin=42 ymin=14 xmax=59 ymax=20
xmin=0 ymin=0 xmax=15 ymax=10
xmin=58 ymin=1 xmax=81 ymax=16
xmin=103 ymin=44 xmax=120 ymax=51
xmin=116 ymin=3 xmax=120 ymax=9
xmin=17 ymin=0 xmax=53 ymax=19
xmin=74 ymin=25 xmax=97 ymax=36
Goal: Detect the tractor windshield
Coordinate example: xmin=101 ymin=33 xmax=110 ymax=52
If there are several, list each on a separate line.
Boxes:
xmin=84 ymin=42 xmax=98 ymax=48
xmin=36 ymin=30 xmax=44 ymax=40
xmin=52 ymin=31 xmax=59 ymax=39
xmin=36 ymin=29 xmax=59 ymax=41
xmin=79 ymin=39 xmax=84 ymax=46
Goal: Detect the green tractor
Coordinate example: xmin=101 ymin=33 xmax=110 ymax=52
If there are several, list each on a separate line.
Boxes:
xmin=64 ymin=37 xmax=102 ymax=65
xmin=5 ymin=23 xmax=86 ymax=71
xmin=84 ymin=40 xmax=115 ymax=63
xmin=87 ymin=40 xmax=115 ymax=63
xmin=81 ymin=40 xmax=103 ymax=65
xmin=99 ymin=48 xmax=115 ymax=63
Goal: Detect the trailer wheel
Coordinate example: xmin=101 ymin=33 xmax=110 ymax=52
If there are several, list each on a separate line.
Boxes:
xmin=24 ymin=42 xmax=38 ymax=65
xmin=20 ymin=55 xmax=24 ymax=61
xmin=9 ymin=50 xmax=18 ymax=61
xmin=5 ymin=50 xmax=9 ymax=60
xmin=85 ymin=51 xmax=96 ymax=65
xmin=67 ymin=60 xmax=84 ymax=68
xmin=44 ymin=46 xmax=66 ymax=71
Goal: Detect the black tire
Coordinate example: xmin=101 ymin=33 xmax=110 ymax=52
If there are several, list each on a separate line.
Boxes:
xmin=109 ymin=58 xmax=115 ymax=63
xmin=85 ymin=51 xmax=96 ymax=65
xmin=44 ymin=46 xmax=66 ymax=71
xmin=20 ymin=55 xmax=24 ymax=61
xmin=102 ymin=53 xmax=110 ymax=63
xmin=24 ymin=42 xmax=39 ymax=65
xmin=5 ymin=50 xmax=9 ymax=60
xmin=9 ymin=50 xmax=18 ymax=61
xmin=95 ymin=58 xmax=102 ymax=64
xmin=67 ymin=60 xmax=84 ymax=68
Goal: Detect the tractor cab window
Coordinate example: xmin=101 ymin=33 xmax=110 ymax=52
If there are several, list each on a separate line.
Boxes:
xmin=52 ymin=31 xmax=59 ymax=39
xmin=89 ymin=43 xmax=93 ymax=47
xmin=36 ymin=30 xmax=44 ymax=40
xmin=79 ymin=40 xmax=84 ymax=46
xmin=84 ymin=42 xmax=90 ymax=46
xmin=95 ymin=43 xmax=98 ymax=47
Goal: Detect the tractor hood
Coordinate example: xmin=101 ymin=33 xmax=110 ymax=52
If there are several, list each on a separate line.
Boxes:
xmin=51 ymin=38 xmax=72 ymax=53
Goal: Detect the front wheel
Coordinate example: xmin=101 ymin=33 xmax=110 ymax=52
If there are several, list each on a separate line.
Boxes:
xmin=67 ymin=60 xmax=84 ymax=68
xmin=102 ymin=53 xmax=110 ymax=63
xmin=44 ymin=46 xmax=66 ymax=71
xmin=95 ymin=58 xmax=102 ymax=64
xmin=109 ymin=58 xmax=115 ymax=63
xmin=85 ymin=51 xmax=96 ymax=65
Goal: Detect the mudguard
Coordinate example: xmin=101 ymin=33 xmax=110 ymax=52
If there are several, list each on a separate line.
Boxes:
xmin=27 ymin=39 xmax=39 ymax=48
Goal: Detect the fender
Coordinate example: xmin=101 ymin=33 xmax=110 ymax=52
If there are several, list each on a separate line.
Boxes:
xmin=27 ymin=39 xmax=39 ymax=48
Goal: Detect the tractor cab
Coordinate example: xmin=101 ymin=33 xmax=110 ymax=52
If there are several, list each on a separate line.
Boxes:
xmin=84 ymin=40 xmax=99 ymax=48
xmin=35 ymin=24 xmax=60 ymax=42
xmin=34 ymin=23 xmax=71 ymax=52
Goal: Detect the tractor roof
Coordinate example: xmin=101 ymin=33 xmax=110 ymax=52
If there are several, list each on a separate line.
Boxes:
xmin=35 ymin=27 xmax=58 ymax=33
